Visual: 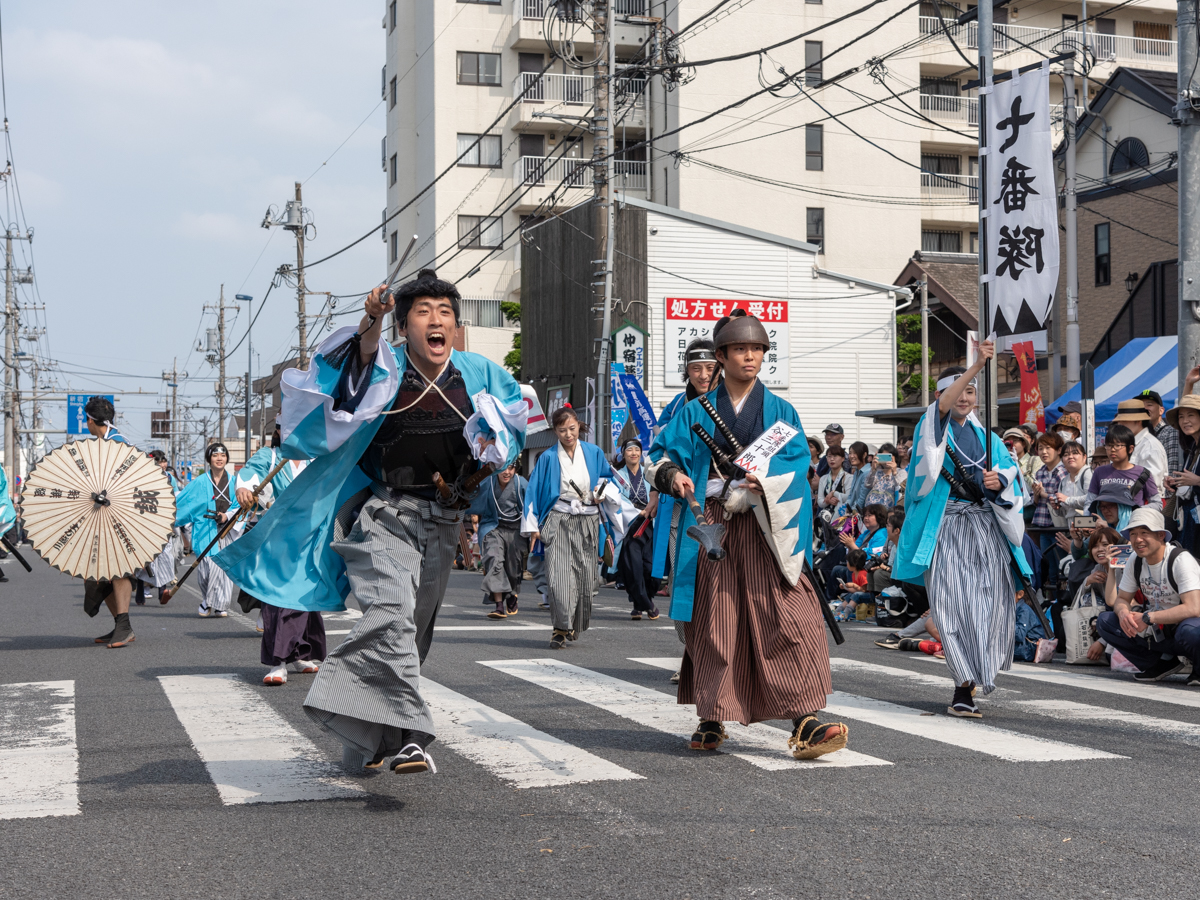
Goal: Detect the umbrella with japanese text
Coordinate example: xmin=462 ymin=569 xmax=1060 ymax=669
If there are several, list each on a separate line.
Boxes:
xmin=20 ymin=439 xmax=175 ymax=581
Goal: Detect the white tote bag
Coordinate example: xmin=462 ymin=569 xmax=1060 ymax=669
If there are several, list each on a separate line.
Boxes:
xmin=1063 ymin=584 xmax=1105 ymax=665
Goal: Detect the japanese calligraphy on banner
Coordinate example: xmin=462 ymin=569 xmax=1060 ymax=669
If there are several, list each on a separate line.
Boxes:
xmin=665 ymin=298 xmax=790 ymax=388
xmin=611 ymin=322 xmax=646 ymax=384
xmin=1012 ymin=340 xmax=1046 ymax=432
xmin=733 ymin=421 xmax=800 ymax=475
xmin=985 ymin=61 xmax=1059 ymax=337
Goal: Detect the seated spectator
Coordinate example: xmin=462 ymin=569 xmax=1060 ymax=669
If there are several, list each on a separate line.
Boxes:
xmin=1068 ymin=525 xmax=1122 ymax=662
xmin=1098 ymin=506 xmax=1200 ymax=684
xmin=831 ymin=549 xmax=870 ymax=621
xmin=1087 ymin=424 xmax=1158 ymax=513
xmin=870 ymin=510 xmax=929 ymax=629
xmin=864 ymin=445 xmax=904 ymax=509
xmin=807 ymin=435 xmax=823 ymax=498
xmin=1055 ymin=440 xmax=1093 ymax=515
xmin=817 ymin=446 xmax=852 ymax=518
xmin=837 ymin=503 xmax=888 ymax=555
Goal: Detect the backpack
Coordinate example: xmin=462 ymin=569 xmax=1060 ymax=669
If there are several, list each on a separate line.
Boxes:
xmin=1132 ymin=543 xmax=1186 ymax=593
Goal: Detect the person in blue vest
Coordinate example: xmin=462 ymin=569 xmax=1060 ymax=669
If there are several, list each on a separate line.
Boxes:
xmin=470 ymin=461 xmax=529 ymax=619
xmin=647 ymin=310 xmax=848 ymax=760
xmin=522 ymin=405 xmax=615 ymax=650
xmin=235 ymin=435 xmax=317 ymax=685
xmin=82 ymin=396 xmax=139 ymax=648
xmin=893 ymin=343 xmax=1031 ymax=719
xmin=214 ymin=269 xmax=525 ymax=776
xmin=163 ymin=443 xmax=239 ymax=617
xmin=611 ymin=430 xmax=660 ymax=620
xmin=651 ymin=337 xmax=718 ymax=678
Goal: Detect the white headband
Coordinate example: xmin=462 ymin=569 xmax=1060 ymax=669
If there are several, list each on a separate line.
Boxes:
xmin=936 ymin=374 xmax=978 ymax=392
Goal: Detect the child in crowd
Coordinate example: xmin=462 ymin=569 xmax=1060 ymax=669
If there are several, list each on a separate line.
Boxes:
xmin=833 ymin=549 xmax=871 ymax=621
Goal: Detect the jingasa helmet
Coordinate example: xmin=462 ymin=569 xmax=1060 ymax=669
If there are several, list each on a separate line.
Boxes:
xmin=712 ymin=308 xmax=770 ymax=350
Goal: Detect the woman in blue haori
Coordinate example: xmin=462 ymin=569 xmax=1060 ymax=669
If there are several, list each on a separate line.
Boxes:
xmin=893 ymin=341 xmax=1030 ymax=718
xmin=522 ymin=405 xmax=636 ymax=650
xmin=611 ymin=431 xmax=660 ymax=620
xmin=165 ymin=442 xmax=239 ymax=617
xmin=234 ymin=434 xmax=317 ymax=686
xmin=214 ymin=269 xmax=526 ymax=776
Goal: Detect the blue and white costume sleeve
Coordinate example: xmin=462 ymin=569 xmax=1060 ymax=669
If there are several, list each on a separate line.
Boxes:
xmin=174 ymin=471 xmax=237 ymax=551
xmin=0 ymin=465 xmax=17 ymax=535
xmin=893 ymin=400 xmax=1029 ymax=585
xmin=213 ymin=325 xmax=526 ymax=613
xmin=649 ymin=390 xmax=689 ymax=578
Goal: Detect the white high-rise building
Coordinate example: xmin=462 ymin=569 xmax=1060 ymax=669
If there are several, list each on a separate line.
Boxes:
xmin=382 ymin=0 xmax=1177 ymax=342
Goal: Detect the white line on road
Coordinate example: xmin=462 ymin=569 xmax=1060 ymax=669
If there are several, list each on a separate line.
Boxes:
xmin=0 ymin=681 xmax=79 ymax=820
xmin=1008 ymin=699 xmax=1200 ymax=745
xmin=918 ymin=656 xmax=1200 ymax=710
xmin=830 ymin=657 xmax=1023 ymax=695
xmin=158 ymin=674 xmax=363 ymax=805
xmin=485 ymin=658 xmax=890 ymax=770
xmin=421 ymin=679 xmax=643 ymax=788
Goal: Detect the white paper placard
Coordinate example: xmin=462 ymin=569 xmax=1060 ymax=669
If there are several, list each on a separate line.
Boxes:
xmin=732 ymin=421 xmax=800 ymax=474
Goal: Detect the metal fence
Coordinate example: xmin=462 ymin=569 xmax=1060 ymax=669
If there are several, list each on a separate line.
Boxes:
xmin=513 ymin=155 xmax=647 ymax=191
xmin=918 ymin=17 xmax=1176 ymax=66
xmin=920 ymin=172 xmax=979 ymax=202
xmin=460 ymin=297 xmax=509 ymax=329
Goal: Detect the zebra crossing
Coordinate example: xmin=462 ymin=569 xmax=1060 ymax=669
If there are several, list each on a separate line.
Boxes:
xmin=6 ymin=652 xmax=1200 ymax=821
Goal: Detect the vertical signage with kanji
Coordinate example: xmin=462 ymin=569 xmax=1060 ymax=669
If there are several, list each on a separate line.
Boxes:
xmin=610 ymin=322 xmax=646 ymax=384
xmin=664 ymin=298 xmax=789 ymax=388
xmin=985 ymin=61 xmax=1059 ymax=336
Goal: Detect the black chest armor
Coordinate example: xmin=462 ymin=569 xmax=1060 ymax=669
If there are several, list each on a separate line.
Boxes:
xmin=357 ymin=361 xmax=477 ymax=496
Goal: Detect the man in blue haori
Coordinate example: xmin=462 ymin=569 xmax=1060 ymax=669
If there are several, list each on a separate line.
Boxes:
xmin=214 ymin=269 xmax=525 ymax=776
xmin=893 ymin=340 xmax=1030 ymax=718
xmin=165 ymin=443 xmax=239 ymax=617
xmin=647 ymin=311 xmax=847 ymax=761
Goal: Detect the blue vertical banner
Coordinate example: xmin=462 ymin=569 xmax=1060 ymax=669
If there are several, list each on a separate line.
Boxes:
xmin=67 ymin=394 xmax=112 ymax=435
xmin=617 ymin=374 xmax=657 ymax=448
xmin=609 ymin=363 xmax=628 ymax=450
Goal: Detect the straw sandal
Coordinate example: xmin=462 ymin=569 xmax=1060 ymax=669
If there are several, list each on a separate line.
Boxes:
xmin=788 ymin=715 xmax=849 ymax=760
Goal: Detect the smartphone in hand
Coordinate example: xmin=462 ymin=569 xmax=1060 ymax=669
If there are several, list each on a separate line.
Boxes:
xmin=1109 ymin=544 xmax=1134 ymax=568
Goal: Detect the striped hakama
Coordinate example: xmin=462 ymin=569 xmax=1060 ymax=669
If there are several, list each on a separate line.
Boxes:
xmin=480 ymin=521 xmax=528 ymax=596
xmin=925 ymin=501 xmax=1016 ymax=695
xmin=195 ymin=534 xmax=235 ymax=612
xmin=543 ymin=509 xmax=599 ymax=635
xmin=147 ymin=532 xmax=181 ymax=587
xmin=678 ymin=502 xmax=832 ymax=726
xmin=303 ymin=493 xmax=458 ymax=759
xmin=260 ymin=603 xmax=326 ymax=666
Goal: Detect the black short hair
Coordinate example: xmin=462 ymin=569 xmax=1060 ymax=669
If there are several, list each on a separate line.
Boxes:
xmin=393 ymin=268 xmax=461 ymax=329
xmin=847 ymin=549 xmax=868 ymax=570
xmin=848 ymin=440 xmax=870 ymax=462
xmin=1104 ymin=423 xmax=1136 ymax=452
xmin=865 ymin=503 xmax=890 ymax=524
xmin=938 ymin=365 xmax=967 ymax=382
xmin=550 ymin=405 xmax=589 ymax=435
xmin=887 ymin=510 xmax=905 ymax=531
xmin=1061 ymin=440 xmax=1086 ymax=457
xmin=148 ymin=449 xmax=167 ymax=463
xmin=84 ymin=396 xmax=115 ymax=425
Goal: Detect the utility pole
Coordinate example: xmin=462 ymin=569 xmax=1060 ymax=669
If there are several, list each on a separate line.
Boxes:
xmin=920 ymin=279 xmax=930 ymax=407
xmin=1182 ymin=0 xmax=1200 ymax=395
xmin=3 ymin=226 xmax=32 ymax=476
xmin=977 ymin=0 xmax=997 ymax=436
xmin=592 ymin=0 xmax=616 ymax=452
xmin=162 ymin=359 xmax=187 ymax=473
xmin=293 ymin=183 xmax=308 ymax=368
xmin=235 ymin=293 xmax=254 ymax=463
xmin=1063 ymin=54 xmax=1080 ymax=390
xmin=22 ymin=331 xmax=44 ymax=463
xmin=204 ymin=286 xmax=229 ymax=443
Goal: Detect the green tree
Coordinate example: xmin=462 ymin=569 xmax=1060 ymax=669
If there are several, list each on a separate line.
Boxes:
xmin=896 ymin=313 xmax=934 ymax=404
xmin=500 ymin=300 xmax=522 ymax=376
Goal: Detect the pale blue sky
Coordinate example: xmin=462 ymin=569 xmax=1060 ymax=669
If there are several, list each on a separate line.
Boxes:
xmin=4 ymin=0 xmax=386 ymax=451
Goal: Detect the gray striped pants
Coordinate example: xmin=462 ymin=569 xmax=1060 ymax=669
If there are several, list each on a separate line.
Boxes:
xmin=196 ymin=534 xmax=235 ymax=612
xmin=926 ymin=502 xmax=1016 ymax=695
xmin=303 ymin=493 xmax=459 ymax=758
xmin=543 ymin=510 xmax=599 ymax=635
xmin=147 ymin=532 xmax=180 ymax=587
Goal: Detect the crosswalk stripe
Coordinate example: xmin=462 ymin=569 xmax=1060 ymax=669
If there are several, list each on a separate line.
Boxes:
xmin=484 ymin=658 xmax=891 ymax=770
xmin=1008 ymin=699 xmax=1200 ymax=745
xmin=918 ymin=656 xmax=1200 ymax=710
xmin=158 ymin=674 xmax=363 ymax=805
xmin=830 ymin=657 xmax=1023 ymax=694
xmin=827 ymin=658 xmax=1123 ymax=762
xmin=420 ymin=679 xmax=643 ymax=788
xmin=0 ymin=681 xmax=79 ymax=820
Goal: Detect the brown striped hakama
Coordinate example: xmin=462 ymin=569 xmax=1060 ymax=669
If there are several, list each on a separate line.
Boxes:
xmin=677 ymin=501 xmax=832 ymax=726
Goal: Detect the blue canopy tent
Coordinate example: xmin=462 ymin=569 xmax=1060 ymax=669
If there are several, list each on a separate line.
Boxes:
xmin=1045 ymin=336 xmax=1177 ymax=425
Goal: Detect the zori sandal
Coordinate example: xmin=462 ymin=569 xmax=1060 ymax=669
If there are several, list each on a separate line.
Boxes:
xmin=788 ymin=715 xmax=848 ymax=760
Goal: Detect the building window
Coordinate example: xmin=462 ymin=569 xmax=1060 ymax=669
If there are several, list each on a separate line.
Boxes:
xmin=389 ymin=76 xmax=397 ymax=109
xmin=457 ymin=133 xmax=502 ymax=167
xmin=1110 ymin=137 xmax=1149 ymax=175
xmin=459 ymin=0 xmax=502 ymax=4
xmin=921 ymin=230 xmax=961 ymax=253
xmin=381 ymin=66 xmax=387 ymax=99
xmin=389 ymin=230 xmax=399 ymax=263
xmin=389 ymin=154 xmax=397 ymax=186
xmin=806 ymin=208 xmax=824 ymax=249
xmin=969 ymin=231 xmax=978 ymax=253
xmin=457 ymin=52 xmax=501 ymax=85
xmin=458 ymin=215 xmax=503 ymax=249
xmin=805 ymin=124 xmax=823 ymax=171
xmin=806 ymin=0 xmax=821 ymax=4
xmin=804 ymin=41 xmax=823 ymax=85
xmin=1095 ymin=222 xmax=1111 ymax=286
xmin=389 ymin=1 xmax=396 ymax=32
xmin=381 ymin=136 xmax=386 ymax=171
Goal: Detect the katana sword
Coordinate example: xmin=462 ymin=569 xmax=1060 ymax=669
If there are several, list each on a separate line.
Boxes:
xmin=1 ymin=535 xmax=32 ymax=572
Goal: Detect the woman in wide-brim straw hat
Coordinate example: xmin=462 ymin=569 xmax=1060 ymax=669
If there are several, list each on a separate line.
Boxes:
xmin=1166 ymin=394 xmax=1200 ymax=555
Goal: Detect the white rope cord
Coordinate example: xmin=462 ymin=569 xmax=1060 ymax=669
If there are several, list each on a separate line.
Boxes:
xmin=377 ymin=350 xmax=469 ymax=422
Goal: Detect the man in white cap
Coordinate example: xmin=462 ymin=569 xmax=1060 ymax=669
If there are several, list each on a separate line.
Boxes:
xmin=1099 ymin=506 xmax=1200 ymax=685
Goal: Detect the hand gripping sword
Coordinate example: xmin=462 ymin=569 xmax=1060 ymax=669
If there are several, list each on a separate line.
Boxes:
xmin=697 ymin=395 xmax=844 ymax=644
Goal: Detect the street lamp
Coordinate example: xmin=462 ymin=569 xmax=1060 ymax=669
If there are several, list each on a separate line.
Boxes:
xmin=1125 ymin=271 xmax=1139 ymax=295
xmin=234 ymin=294 xmax=253 ymax=463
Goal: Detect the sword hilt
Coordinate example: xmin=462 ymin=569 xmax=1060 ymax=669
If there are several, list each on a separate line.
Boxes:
xmin=697 ymin=396 xmax=744 ymax=456
xmin=690 ymin=423 xmax=743 ymax=478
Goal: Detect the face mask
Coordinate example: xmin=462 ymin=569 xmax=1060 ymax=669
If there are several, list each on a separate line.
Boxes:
xmin=1057 ymin=430 xmax=1074 ymax=442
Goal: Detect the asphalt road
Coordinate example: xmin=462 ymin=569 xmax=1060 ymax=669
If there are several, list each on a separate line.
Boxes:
xmin=1 ymin=554 xmax=1195 ymax=900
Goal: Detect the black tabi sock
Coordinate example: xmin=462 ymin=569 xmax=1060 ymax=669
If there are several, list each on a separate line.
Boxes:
xmin=114 ymin=612 xmax=130 ymax=626
xmin=404 ymin=729 xmax=436 ymax=751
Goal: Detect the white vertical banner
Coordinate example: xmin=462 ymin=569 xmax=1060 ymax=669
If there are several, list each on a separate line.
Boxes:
xmin=985 ymin=61 xmax=1060 ymax=337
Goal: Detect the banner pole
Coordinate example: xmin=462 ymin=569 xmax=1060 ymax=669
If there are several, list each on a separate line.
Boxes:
xmin=978 ymin=0 xmax=994 ymax=465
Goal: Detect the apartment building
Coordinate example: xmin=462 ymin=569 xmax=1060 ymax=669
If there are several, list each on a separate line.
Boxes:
xmin=382 ymin=0 xmax=1178 ymax=352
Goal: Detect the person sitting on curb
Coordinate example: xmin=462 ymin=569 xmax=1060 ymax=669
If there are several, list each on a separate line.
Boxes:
xmin=1099 ymin=506 xmax=1200 ymax=685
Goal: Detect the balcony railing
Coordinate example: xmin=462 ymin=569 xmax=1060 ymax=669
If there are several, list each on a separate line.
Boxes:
xmin=513 ymin=155 xmax=647 ymax=192
xmin=516 ymin=0 xmax=648 ymax=20
xmin=919 ymin=93 xmax=979 ymax=127
xmin=920 ymin=171 xmax=979 ymax=202
xmin=460 ymin=297 xmax=509 ymax=329
xmin=515 ymin=71 xmax=647 ymax=112
xmin=918 ymin=17 xmax=1176 ymax=67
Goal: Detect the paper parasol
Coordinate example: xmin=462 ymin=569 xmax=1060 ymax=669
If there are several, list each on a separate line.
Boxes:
xmin=21 ymin=439 xmax=176 ymax=581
